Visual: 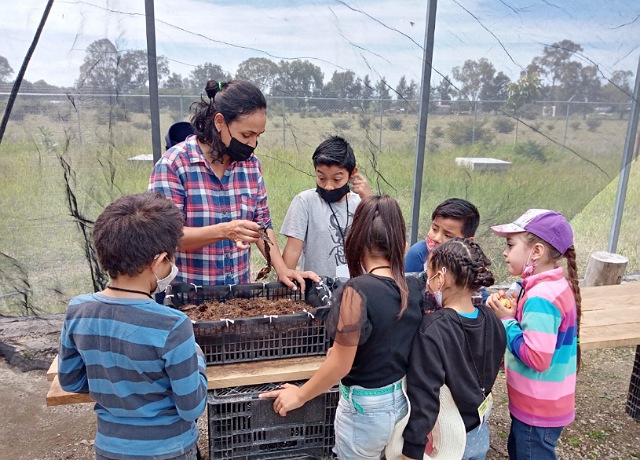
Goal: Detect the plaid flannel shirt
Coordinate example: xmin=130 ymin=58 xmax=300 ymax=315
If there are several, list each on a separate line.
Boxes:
xmin=148 ymin=135 xmax=272 ymax=286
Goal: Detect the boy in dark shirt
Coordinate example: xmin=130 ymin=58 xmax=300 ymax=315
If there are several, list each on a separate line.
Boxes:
xmin=405 ymin=198 xmax=480 ymax=273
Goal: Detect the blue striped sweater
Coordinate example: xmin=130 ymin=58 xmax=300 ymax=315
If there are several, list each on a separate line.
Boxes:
xmin=58 ymin=293 xmax=208 ymax=459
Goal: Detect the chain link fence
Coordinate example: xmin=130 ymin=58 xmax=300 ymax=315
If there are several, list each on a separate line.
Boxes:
xmin=0 ymin=89 xmax=637 ymax=314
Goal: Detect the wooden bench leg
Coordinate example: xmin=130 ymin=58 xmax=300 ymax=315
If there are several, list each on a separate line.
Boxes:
xmin=626 ymin=345 xmax=640 ymax=421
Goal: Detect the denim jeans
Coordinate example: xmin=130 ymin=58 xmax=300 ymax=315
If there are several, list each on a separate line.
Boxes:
xmin=95 ymin=443 xmax=198 ymax=460
xmin=463 ymin=422 xmax=490 ymax=460
xmin=333 ymin=379 xmax=408 ymax=459
xmin=507 ymin=415 xmax=564 ymax=460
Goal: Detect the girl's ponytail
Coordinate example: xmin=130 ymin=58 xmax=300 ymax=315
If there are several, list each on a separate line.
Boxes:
xmin=564 ymin=246 xmax=582 ymax=371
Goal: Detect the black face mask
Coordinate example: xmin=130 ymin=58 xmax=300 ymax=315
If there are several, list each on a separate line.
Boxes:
xmin=316 ymin=183 xmax=350 ymax=203
xmin=222 ymin=126 xmax=256 ymax=162
xmin=224 ymin=137 xmax=256 ymax=162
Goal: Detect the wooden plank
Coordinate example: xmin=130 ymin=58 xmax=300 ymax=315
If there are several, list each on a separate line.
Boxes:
xmin=581 ymin=283 xmax=639 ymax=312
xmin=46 ymin=376 xmax=93 ymax=406
xmin=47 ymin=356 xmax=326 ymax=405
xmin=581 ymin=322 xmax=640 ymax=350
xmin=582 ymin=306 xmax=640 ymax=327
xmin=47 ymin=356 xmax=58 ymax=381
xmin=205 ymin=356 xmax=324 ymax=389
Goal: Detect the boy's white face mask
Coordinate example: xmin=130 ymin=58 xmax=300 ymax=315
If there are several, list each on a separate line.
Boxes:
xmin=152 ymin=254 xmax=179 ymax=294
xmin=154 ymin=263 xmax=178 ymax=295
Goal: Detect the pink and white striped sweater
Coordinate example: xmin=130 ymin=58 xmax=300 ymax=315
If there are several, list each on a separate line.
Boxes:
xmin=501 ymin=267 xmax=578 ymax=427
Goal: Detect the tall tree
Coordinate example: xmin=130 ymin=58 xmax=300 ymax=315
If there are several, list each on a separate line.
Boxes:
xmin=375 ymin=77 xmax=391 ymax=99
xmin=479 ymin=71 xmax=510 ymax=101
xmin=77 ymin=39 xmax=118 ymax=91
xmin=506 ymin=72 xmax=542 ymax=112
xmin=362 ymin=75 xmax=374 ymax=99
xmin=0 ymin=56 xmax=13 ymax=83
xmin=435 ymin=76 xmax=454 ymax=102
xmin=77 ymin=39 xmax=169 ymax=92
xmin=600 ymin=70 xmax=633 ymax=102
xmin=531 ymin=39 xmax=583 ymax=99
xmin=451 ymin=58 xmax=496 ymax=101
xmin=274 ymin=60 xmax=323 ymax=97
xmin=164 ymin=72 xmax=187 ymax=90
xmin=406 ymin=79 xmax=418 ymax=99
xmin=361 ymin=75 xmax=374 ymax=109
xmin=395 ymin=75 xmax=408 ymax=99
xmin=117 ymin=50 xmax=169 ymax=92
xmin=236 ymin=57 xmax=279 ymax=94
xmin=578 ymin=65 xmax=601 ymax=102
xmin=188 ymin=63 xmax=232 ymax=92
xmin=600 ymin=70 xmax=633 ymax=118
xmin=323 ymin=70 xmax=361 ymax=98
xmin=480 ymin=71 xmax=511 ymax=111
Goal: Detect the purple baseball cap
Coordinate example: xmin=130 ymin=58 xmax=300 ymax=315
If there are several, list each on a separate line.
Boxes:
xmin=491 ymin=209 xmax=574 ymax=254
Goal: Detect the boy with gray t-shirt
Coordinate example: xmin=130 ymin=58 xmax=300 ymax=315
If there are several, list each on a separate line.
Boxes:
xmin=281 ymin=136 xmax=371 ymax=278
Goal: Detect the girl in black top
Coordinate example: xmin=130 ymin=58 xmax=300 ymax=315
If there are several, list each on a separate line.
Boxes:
xmin=402 ymin=238 xmax=506 ymax=460
xmin=261 ymin=195 xmax=423 ymax=459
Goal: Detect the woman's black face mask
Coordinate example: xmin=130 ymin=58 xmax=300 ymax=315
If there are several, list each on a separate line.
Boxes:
xmin=224 ymin=137 xmax=256 ymax=162
xmin=222 ymin=125 xmax=255 ymax=162
xmin=316 ymin=183 xmax=350 ymax=203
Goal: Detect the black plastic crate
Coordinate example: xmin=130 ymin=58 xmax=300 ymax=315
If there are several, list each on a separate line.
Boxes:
xmin=625 ymin=345 xmax=640 ymax=420
xmin=166 ymin=282 xmax=331 ymax=366
xmin=208 ymin=381 xmax=338 ymax=459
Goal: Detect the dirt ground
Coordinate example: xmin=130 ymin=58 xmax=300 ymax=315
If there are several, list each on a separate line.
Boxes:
xmin=1 ymin=346 xmax=639 ymax=460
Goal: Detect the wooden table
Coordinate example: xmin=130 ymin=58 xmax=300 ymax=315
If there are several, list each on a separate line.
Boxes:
xmin=579 ymin=283 xmax=640 ymax=350
xmin=46 ymin=283 xmax=640 ymax=407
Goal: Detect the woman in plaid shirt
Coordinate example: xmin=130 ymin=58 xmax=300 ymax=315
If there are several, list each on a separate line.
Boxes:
xmin=149 ymin=79 xmax=318 ymax=290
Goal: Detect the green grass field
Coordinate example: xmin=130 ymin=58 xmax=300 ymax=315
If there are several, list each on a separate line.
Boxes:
xmin=0 ymin=107 xmax=637 ymax=314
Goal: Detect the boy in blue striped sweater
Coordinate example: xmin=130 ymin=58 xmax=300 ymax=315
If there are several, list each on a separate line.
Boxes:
xmin=58 ymin=192 xmax=208 ymax=460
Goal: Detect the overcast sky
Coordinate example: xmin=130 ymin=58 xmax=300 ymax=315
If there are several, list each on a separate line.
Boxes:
xmin=2 ymin=0 xmax=639 ymax=90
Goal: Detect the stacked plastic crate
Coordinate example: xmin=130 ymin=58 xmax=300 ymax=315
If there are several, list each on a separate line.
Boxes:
xmin=167 ymin=282 xmax=336 ymax=459
xmin=626 ymin=346 xmax=640 ymax=421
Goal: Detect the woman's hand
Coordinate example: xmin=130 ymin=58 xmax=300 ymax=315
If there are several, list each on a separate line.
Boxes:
xmin=486 ymin=291 xmax=514 ymax=319
xmin=226 ymin=220 xmax=260 ymax=250
xmin=259 ymin=383 xmax=304 ymax=416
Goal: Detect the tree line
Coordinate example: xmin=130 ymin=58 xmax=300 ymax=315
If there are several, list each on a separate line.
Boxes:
xmin=0 ymin=38 xmax=633 ymax=107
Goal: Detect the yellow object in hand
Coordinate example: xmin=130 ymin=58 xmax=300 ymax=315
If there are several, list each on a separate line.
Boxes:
xmin=499 ymin=297 xmax=512 ymax=309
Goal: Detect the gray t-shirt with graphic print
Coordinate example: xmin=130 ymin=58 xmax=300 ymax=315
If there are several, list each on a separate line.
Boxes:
xmin=280 ymin=189 xmax=361 ymax=277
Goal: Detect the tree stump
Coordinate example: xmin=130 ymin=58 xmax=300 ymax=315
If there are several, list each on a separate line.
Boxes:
xmin=582 ymin=251 xmax=628 ymax=287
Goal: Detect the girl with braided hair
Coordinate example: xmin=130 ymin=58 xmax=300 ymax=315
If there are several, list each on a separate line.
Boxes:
xmin=486 ymin=209 xmax=580 ymax=460
xmin=402 ymin=238 xmax=506 ymax=460
xmin=261 ymin=195 xmax=424 ymax=459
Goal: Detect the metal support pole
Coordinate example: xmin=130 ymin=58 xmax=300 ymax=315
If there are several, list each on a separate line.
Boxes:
xmin=76 ymin=103 xmax=83 ymax=145
xmin=145 ymin=0 xmax=162 ymax=163
xmin=472 ymin=100 xmax=477 ymax=143
xmin=179 ymin=86 xmax=184 ymax=119
xmin=563 ymin=95 xmax=575 ymax=147
xmin=409 ymin=0 xmax=438 ymax=244
xmin=0 ymin=0 xmax=54 ymax=145
xmin=282 ymin=96 xmax=286 ymax=149
xmin=608 ymin=55 xmax=640 ymax=253
xmin=379 ymin=98 xmax=384 ymax=150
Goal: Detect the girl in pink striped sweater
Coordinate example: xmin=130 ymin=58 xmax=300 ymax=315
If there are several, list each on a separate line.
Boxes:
xmin=487 ymin=209 xmax=581 ymax=460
